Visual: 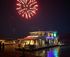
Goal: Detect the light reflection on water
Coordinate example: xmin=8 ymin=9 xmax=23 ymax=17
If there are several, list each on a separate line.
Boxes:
xmin=18 ymin=46 xmax=70 ymax=57
xmin=47 ymin=47 xmax=60 ymax=57
xmin=0 ymin=44 xmax=69 ymax=57
xmin=22 ymin=47 xmax=60 ymax=57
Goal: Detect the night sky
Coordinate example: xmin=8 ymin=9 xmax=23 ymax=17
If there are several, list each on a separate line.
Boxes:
xmin=0 ymin=0 xmax=70 ymax=36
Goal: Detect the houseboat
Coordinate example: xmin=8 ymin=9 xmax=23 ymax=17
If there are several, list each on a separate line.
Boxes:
xmin=17 ymin=31 xmax=61 ymax=50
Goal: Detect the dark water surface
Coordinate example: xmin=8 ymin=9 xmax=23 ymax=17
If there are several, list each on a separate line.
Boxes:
xmin=21 ymin=46 xmax=70 ymax=57
xmin=0 ymin=45 xmax=70 ymax=57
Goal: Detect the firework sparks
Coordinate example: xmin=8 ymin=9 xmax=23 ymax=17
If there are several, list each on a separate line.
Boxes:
xmin=16 ymin=0 xmax=38 ymax=19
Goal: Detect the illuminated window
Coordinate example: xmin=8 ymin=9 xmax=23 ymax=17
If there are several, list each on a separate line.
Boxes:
xmin=48 ymin=33 xmax=53 ymax=37
xmin=30 ymin=40 xmax=34 ymax=45
xmin=53 ymin=32 xmax=57 ymax=37
xmin=48 ymin=33 xmax=50 ymax=37
xmin=26 ymin=41 xmax=30 ymax=45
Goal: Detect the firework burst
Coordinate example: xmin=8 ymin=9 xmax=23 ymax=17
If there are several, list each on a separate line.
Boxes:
xmin=16 ymin=0 xmax=38 ymax=19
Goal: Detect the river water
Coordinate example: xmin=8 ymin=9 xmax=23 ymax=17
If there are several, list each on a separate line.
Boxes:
xmin=21 ymin=46 xmax=70 ymax=57
xmin=0 ymin=45 xmax=70 ymax=57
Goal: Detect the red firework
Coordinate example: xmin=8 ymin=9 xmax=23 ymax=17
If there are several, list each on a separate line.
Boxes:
xmin=16 ymin=0 xmax=38 ymax=19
